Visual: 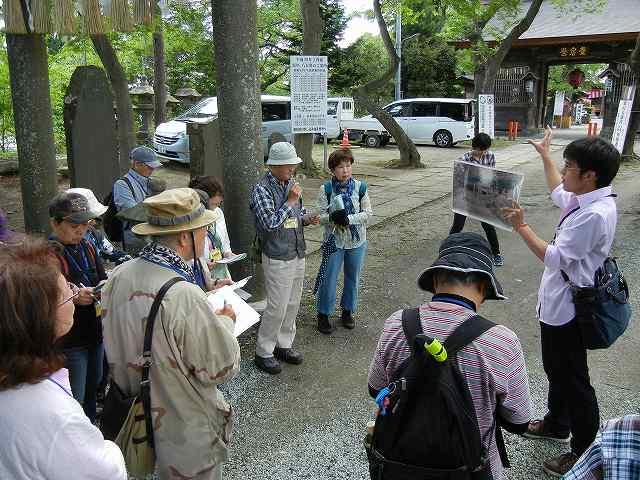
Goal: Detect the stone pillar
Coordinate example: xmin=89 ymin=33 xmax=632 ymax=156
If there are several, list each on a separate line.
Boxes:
xmin=64 ymin=66 xmax=119 ymax=200
xmin=187 ymin=117 xmax=223 ymax=180
xmin=130 ymin=84 xmax=155 ymax=146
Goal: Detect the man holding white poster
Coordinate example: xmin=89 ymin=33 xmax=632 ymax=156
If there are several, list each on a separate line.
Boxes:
xmin=502 ymin=128 xmax=622 ymax=477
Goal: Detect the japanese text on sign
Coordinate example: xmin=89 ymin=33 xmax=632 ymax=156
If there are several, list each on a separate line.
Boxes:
xmin=478 ymin=94 xmax=495 ymax=138
xmin=290 ymin=56 xmax=328 ymax=134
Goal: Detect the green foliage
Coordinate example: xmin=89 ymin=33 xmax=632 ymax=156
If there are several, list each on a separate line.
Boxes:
xmin=0 ymin=34 xmax=15 ymax=151
xmin=330 ymin=33 xmax=392 ymax=111
xmin=402 ymin=36 xmax=460 ymax=98
xmin=163 ymin=0 xmax=215 ymax=95
xmin=258 ymin=0 xmax=348 ymax=93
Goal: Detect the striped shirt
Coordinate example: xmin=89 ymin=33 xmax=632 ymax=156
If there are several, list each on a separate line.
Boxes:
xmin=461 ymin=150 xmax=496 ymax=168
xmin=565 ymin=415 xmax=640 ymax=480
xmin=368 ymin=299 xmax=532 ymax=479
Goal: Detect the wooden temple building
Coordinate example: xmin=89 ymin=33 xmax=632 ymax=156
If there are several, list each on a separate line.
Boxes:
xmin=456 ymin=0 xmax=639 ymax=136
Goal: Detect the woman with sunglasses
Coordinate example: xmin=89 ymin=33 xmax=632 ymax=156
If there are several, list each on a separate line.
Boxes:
xmin=0 ymin=239 xmax=126 ymax=479
xmin=48 ymin=191 xmax=108 ymax=423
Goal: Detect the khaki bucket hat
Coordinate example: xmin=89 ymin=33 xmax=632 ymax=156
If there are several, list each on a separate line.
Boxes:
xmin=132 ymin=188 xmax=219 ymax=236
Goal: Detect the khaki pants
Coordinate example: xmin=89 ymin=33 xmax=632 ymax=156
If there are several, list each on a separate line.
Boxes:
xmin=256 ymin=254 xmax=305 ymax=358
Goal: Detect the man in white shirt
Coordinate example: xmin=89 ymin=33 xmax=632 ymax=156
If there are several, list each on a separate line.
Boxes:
xmin=502 ymin=128 xmax=621 ymax=477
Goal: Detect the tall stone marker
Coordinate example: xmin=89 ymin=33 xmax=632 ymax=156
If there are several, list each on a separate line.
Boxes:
xmin=64 ymin=66 xmax=119 ymax=200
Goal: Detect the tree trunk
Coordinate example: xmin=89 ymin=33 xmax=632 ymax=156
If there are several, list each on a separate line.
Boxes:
xmin=622 ymin=32 xmax=640 ymax=160
xmin=212 ymin=0 xmax=263 ymax=295
xmin=153 ymin=1 xmax=167 ymax=127
xmin=473 ymin=0 xmax=544 ymax=135
xmin=91 ymin=34 xmax=136 ymax=174
xmin=6 ymin=34 xmax=59 ymax=235
xmin=295 ymin=0 xmax=324 ymax=174
xmin=353 ymin=0 xmax=422 ymax=168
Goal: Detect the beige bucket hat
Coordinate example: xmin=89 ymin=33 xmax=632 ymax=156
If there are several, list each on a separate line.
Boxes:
xmin=132 ymin=188 xmax=219 ymax=236
xmin=266 ymin=142 xmax=302 ymax=166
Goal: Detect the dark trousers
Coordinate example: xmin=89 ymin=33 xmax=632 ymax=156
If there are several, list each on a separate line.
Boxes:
xmin=449 ymin=213 xmax=500 ymax=255
xmin=540 ymin=320 xmax=600 ymax=456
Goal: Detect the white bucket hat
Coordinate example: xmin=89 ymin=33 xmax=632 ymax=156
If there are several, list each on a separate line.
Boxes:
xmin=66 ymin=188 xmax=109 ymax=217
xmin=266 ymin=142 xmax=302 ymax=166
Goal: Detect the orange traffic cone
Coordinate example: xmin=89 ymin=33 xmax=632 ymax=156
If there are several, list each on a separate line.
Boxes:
xmin=340 ymin=129 xmax=352 ymax=149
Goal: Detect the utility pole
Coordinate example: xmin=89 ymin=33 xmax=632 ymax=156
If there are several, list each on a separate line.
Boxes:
xmin=394 ymin=9 xmax=402 ymax=101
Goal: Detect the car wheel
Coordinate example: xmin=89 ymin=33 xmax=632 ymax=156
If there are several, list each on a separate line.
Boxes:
xmin=364 ymin=134 xmax=381 ymax=148
xmin=434 ymin=130 xmax=453 ymax=148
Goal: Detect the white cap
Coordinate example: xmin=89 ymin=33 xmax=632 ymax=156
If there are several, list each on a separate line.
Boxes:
xmin=266 ymin=142 xmax=302 ymax=166
xmin=65 ymin=188 xmax=109 ymax=217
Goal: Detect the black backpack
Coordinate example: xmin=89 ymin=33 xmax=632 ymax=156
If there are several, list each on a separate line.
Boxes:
xmin=368 ymin=308 xmax=501 ymax=480
xmin=102 ymin=176 xmax=134 ymax=243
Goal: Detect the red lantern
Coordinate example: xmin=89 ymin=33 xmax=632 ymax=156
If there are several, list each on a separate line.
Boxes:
xmin=567 ymin=69 xmax=585 ymax=88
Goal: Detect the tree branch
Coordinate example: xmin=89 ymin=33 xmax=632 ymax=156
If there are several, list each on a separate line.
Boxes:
xmin=488 ymin=0 xmax=543 ymax=72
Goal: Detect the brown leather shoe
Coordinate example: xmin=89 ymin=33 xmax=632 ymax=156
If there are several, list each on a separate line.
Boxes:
xmin=524 ymin=419 xmax=570 ymax=443
xmin=543 ymin=452 xmax=579 ymax=477
xmin=273 ymin=347 xmax=304 ymax=365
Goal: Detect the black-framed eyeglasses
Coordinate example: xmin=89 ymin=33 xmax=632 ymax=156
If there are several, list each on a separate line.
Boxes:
xmin=59 ymin=282 xmax=80 ymax=306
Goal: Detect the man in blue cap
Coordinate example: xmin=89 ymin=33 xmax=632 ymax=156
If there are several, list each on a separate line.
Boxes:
xmin=113 ymin=146 xmax=162 ymax=254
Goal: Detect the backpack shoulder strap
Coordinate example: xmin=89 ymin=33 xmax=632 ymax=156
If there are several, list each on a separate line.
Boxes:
xmin=324 ymin=181 xmax=332 ymax=204
xmin=140 ymin=277 xmax=185 ymax=449
xmin=359 ymin=180 xmax=367 ymax=200
xmin=401 ymin=308 xmax=423 ymax=355
xmin=115 ymin=175 xmax=135 ymax=197
xmin=444 ymin=314 xmax=496 ymax=356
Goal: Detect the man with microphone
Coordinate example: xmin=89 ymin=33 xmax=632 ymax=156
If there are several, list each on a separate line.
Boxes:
xmin=250 ymin=142 xmax=319 ymax=374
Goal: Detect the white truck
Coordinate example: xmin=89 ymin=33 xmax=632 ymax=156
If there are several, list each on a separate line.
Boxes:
xmin=339 ymin=97 xmax=475 ymax=148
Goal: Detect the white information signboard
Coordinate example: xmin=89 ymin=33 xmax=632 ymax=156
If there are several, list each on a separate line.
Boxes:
xmin=553 ymin=91 xmax=565 ymax=116
xmin=290 ymin=55 xmax=328 ymax=134
xmin=478 ymin=94 xmax=495 ymax=138
xmin=611 ymin=85 xmax=637 ymax=153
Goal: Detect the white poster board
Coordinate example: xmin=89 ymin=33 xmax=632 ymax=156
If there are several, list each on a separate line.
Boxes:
xmin=452 ymin=161 xmax=524 ymax=232
xmin=478 ymin=94 xmax=495 ymax=138
xmin=553 ymin=91 xmax=565 ymax=116
xmin=207 ymin=286 xmax=260 ymax=337
xmin=611 ymin=86 xmax=636 ymax=153
xmin=290 ymin=55 xmax=328 ymax=134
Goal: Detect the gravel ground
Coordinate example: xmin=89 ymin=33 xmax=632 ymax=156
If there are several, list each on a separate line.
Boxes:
xmin=218 ymin=150 xmax=640 ymax=480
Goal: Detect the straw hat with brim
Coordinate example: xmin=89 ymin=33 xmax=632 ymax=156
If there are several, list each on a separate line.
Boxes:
xmin=132 ymin=188 xmax=219 ymax=236
xmin=266 ymin=141 xmax=302 ymax=166
xmin=417 ymin=232 xmax=506 ymax=301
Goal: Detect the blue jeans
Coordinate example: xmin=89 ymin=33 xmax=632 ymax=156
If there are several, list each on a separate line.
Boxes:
xmin=317 ymin=242 xmax=367 ymax=316
xmin=64 ymin=343 xmax=104 ymax=422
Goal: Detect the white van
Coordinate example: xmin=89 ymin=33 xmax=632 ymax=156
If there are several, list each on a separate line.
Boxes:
xmin=153 ymin=95 xmax=354 ymax=163
xmin=341 ymin=98 xmax=475 ymax=148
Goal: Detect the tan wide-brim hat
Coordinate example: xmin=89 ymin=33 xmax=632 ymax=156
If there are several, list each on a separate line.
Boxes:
xmin=132 ymin=188 xmax=220 ymax=236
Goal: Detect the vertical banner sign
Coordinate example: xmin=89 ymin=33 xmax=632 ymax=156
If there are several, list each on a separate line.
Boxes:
xmin=553 ymin=91 xmax=565 ymax=116
xmin=478 ymin=94 xmax=495 ymax=138
xmin=290 ymin=56 xmax=328 ymax=134
xmin=611 ymin=85 xmax=637 ymax=153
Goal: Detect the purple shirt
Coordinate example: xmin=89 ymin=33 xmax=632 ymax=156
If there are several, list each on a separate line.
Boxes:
xmin=537 ymin=184 xmax=617 ymax=326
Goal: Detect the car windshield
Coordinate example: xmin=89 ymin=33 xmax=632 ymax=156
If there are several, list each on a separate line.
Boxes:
xmin=327 ymin=101 xmax=338 ymax=116
xmin=176 ymin=98 xmax=218 ymax=121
